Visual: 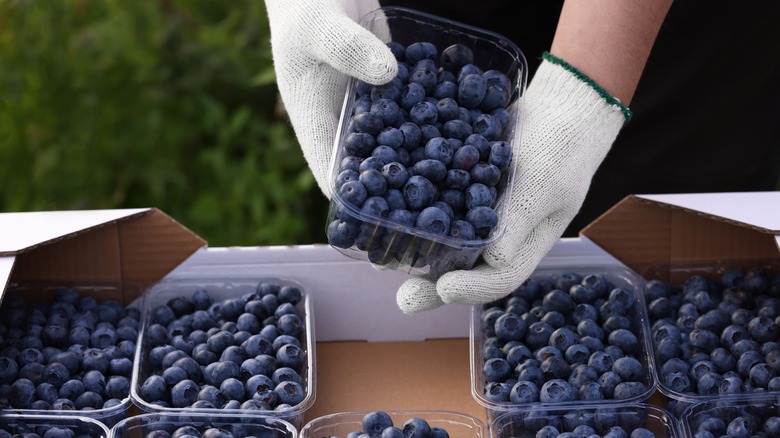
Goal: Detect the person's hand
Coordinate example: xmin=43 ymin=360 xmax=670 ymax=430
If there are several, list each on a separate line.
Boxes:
xmin=396 ymin=53 xmax=631 ymax=314
xmin=265 ymin=0 xmax=398 ymax=197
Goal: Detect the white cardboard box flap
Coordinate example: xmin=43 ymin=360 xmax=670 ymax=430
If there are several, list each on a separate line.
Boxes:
xmin=0 ymin=208 xmax=151 ymax=254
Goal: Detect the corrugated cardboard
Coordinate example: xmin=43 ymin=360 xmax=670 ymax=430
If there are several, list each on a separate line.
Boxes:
xmin=0 ymin=208 xmax=206 ymax=304
xmin=581 ymin=192 xmax=780 ymax=280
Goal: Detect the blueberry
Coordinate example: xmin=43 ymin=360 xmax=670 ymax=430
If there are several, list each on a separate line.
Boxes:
xmin=613 ymin=356 xmax=643 ymax=382
xmin=539 ymin=379 xmax=576 ymax=403
xmin=565 ymin=344 xmax=591 ymax=364
xmin=748 ymin=316 xmax=780 ymax=343
xmin=140 ymin=374 xmax=167 ymax=403
xmin=9 ymin=378 xmax=35 ymax=408
xmin=473 ymin=113 xmax=503 ymax=141
xmin=509 ymin=380 xmax=539 ymax=403
xmin=43 ymin=362 xmax=70 ymax=388
xmin=608 ymin=329 xmax=638 ymax=354
xmin=549 ymin=327 xmax=579 ymax=352
xmin=588 ymin=351 xmax=614 ymax=375
xmin=483 ymin=358 xmax=511 ymax=382
xmin=402 ymin=417 xmax=432 ymax=438
xmin=415 ymin=206 xmax=451 ymax=235
xmin=540 ymin=355 xmax=570 ymax=380
xmin=663 ymin=371 xmax=692 ymax=393
xmin=479 ymin=81 xmax=511 ymax=112
xmin=697 ymin=372 xmax=723 ymax=395
xmin=494 ymin=313 xmax=527 ymax=342
xmin=403 ymin=175 xmax=436 ymax=210
xmin=362 ymin=411 xmax=394 ymax=436
xmin=438 ymin=43 xmax=474 ymax=73
xmin=483 ymin=381 xmax=511 ymax=402
xmin=74 ymin=390 xmax=104 ymax=409
xmin=541 ymin=289 xmax=573 ymax=314
xmin=409 ymin=100 xmax=438 ymax=126
xmin=612 ymin=381 xmax=647 ymax=400
xmin=0 ymin=357 xmax=18 ymax=384
xmin=168 ymin=379 xmax=199 ymax=408
xmin=345 ymin=132 xmax=378 ymax=158
xmin=58 ymin=378 xmax=85 ymax=401
xmin=274 ymin=380 xmax=305 ymax=406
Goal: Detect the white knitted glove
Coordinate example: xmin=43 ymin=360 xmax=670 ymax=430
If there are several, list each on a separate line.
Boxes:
xmin=265 ymin=0 xmax=398 ymax=197
xmin=396 ymin=54 xmax=630 ymax=314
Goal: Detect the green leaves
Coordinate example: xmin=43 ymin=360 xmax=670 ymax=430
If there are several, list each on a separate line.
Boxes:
xmin=0 ymin=0 xmax=328 ymax=246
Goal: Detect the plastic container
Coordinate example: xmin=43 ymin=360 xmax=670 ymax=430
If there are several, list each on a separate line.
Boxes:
xmin=490 ymin=403 xmax=681 ymax=438
xmin=639 ymin=261 xmax=780 ymax=418
xmin=109 ymin=412 xmax=297 ymax=438
xmin=470 ymin=266 xmax=655 ymax=422
xmin=0 ymin=280 xmax=143 ymax=428
xmin=0 ymin=412 xmax=111 ymax=437
xmin=299 ymin=410 xmax=486 ymax=438
xmin=325 ymin=6 xmax=528 ymax=279
xmin=130 ymin=277 xmax=315 ymax=429
xmin=681 ymin=392 xmax=780 ymax=437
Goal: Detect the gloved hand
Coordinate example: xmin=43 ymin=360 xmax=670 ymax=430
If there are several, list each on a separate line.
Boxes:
xmin=265 ymin=0 xmax=398 ymax=197
xmin=396 ymin=52 xmax=631 ymax=314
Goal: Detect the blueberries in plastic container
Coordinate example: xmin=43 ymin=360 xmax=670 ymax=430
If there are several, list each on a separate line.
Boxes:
xmin=646 ymin=266 xmax=780 ymax=399
xmin=137 ymin=282 xmax=308 ymax=413
xmin=328 ymin=40 xmax=519 ymax=274
xmin=479 ymin=272 xmax=651 ymax=406
xmin=0 ymin=286 xmax=140 ymax=413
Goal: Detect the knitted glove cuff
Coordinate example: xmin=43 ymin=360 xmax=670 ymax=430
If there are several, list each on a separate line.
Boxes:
xmin=542 ymin=51 xmax=633 ymax=123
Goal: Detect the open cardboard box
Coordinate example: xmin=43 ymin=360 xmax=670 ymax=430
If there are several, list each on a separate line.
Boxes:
xmin=0 ymin=191 xmax=777 ymax=429
xmin=580 ymin=192 xmax=780 ymax=278
xmin=0 ymin=208 xmax=206 ymax=305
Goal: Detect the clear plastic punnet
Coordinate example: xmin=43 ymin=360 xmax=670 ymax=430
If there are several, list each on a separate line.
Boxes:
xmin=109 ymin=412 xmax=297 ymax=438
xmin=639 ymin=260 xmax=780 ymax=419
xmin=325 ymin=6 xmax=528 ymax=279
xmin=490 ymin=403 xmax=682 ymax=438
xmin=299 ymin=410 xmax=486 ymax=438
xmin=681 ymin=392 xmax=780 ymax=437
xmin=129 ymin=277 xmax=315 ymax=430
xmin=0 ymin=280 xmax=144 ymax=428
xmin=470 ymin=265 xmax=656 ymax=422
xmin=0 ymin=413 xmax=111 ymax=437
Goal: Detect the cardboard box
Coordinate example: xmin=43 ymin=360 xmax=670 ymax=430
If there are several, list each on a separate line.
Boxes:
xmin=580 ymin=192 xmax=780 ymax=278
xmin=0 ymin=208 xmax=206 ymax=303
xmin=4 ymin=191 xmax=774 ymax=429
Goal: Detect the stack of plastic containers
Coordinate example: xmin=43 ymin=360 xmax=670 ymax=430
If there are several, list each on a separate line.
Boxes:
xmin=469 ymin=265 xmax=677 ymax=436
xmin=129 ymin=277 xmax=315 ymax=430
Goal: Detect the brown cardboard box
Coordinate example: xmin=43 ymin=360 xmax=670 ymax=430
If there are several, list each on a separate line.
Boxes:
xmin=0 ymin=208 xmax=206 ymax=304
xmin=581 ymin=192 xmax=780 ymax=280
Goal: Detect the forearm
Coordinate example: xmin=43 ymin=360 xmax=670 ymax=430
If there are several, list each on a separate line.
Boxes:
xmin=550 ymin=0 xmax=673 ymax=105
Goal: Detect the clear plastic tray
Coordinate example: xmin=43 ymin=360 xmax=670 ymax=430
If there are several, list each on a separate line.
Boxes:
xmin=639 ymin=260 xmax=780 ymax=416
xmin=681 ymin=392 xmax=780 ymax=437
xmin=0 ymin=280 xmax=143 ymax=428
xmin=299 ymin=410 xmax=485 ymax=438
xmin=0 ymin=411 xmax=111 ymax=437
xmin=325 ymin=6 xmax=528 ymax=278
xmin=109 ymin=412 xmax=297 ymax=438
xmin=470 ymin=266 xmax=655 ymax=421
xmin=490 ymin=403 xmax=681 ymax=437
xmin=129 ymin=277 xmax=315 ymax=429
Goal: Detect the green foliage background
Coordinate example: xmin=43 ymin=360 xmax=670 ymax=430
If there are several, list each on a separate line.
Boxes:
xmin=0 ymin=0 xmax=329 ymax=247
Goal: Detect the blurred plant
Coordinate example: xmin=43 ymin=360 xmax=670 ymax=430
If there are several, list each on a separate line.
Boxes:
xmin=0 ymin=0 xmax=329 ymax=246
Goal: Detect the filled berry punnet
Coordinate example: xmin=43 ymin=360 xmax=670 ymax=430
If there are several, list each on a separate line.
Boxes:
xmin=132 ymin=279 xmax=312 ymax=421
xmin=327 ymin=30 xmax=524 ymax=277
xmin=472 ymin=269 xmax=654 ymax=414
